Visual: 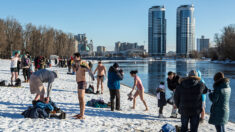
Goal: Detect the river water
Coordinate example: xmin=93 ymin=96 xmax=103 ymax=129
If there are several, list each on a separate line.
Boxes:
xmin=93 ymin=60 xmax=235 ymax=122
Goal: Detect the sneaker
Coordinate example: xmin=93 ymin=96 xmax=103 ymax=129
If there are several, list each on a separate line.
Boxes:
xmin=170 ymin=114 xmax=177 ymax=118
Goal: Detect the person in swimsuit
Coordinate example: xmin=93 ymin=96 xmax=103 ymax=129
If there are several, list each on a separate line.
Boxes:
xmin=73 ymin=52 xmax=94 ymax=119
xmin=94 ymin=61 xmax=106 ymax=94
xmin=10 ymin=52 xmax=20 ymax=86
xmin=129 ymin=70 xmax=148 ymax=111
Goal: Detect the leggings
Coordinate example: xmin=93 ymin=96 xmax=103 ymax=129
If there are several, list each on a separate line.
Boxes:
xmin=159 ymin=106 xmax=164 ymax=114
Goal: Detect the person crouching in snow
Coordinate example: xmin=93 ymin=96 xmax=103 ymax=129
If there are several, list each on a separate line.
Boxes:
xmin=30 ymin=69 xmax=58 ymax=104
xmin=156 ymin=82 xmax=167 ymax=118
xmin=129 ymin=70 xmax=148 ymax=111
xmin=72 ymin=52 xmax=94 ymax=119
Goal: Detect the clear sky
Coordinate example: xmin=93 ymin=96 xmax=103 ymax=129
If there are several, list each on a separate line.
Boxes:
xmin=0 ymin=0 xmax=235 ymax=51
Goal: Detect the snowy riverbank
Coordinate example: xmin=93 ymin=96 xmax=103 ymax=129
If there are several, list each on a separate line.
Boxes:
xmin=0 ymin=59 xmax=235 ymax=131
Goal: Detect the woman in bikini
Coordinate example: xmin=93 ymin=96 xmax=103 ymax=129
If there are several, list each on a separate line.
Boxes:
xmin=94 ymin=61 xmax=106 ymax=94
xmin=130 ymin=70 xmax=148 ymax=111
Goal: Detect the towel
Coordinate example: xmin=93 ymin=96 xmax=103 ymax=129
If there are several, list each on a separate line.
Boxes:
xmin=157 ymin=84 xmax=165 ymax=99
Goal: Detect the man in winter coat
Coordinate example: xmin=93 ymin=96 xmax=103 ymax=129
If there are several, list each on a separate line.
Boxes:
xmin=107 ymin=63 xmax=123 ymax=111
xmin=167 ymin=71 xmax=180 ymax=118
xmin=174 ymin=70 xmax=207 ymax=132
xmin=209 ymin=72 xmax=231 ymax=132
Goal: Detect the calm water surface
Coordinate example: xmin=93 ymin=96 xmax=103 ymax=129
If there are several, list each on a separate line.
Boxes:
xmin=93 ymin=60 xmax=235 ymax=122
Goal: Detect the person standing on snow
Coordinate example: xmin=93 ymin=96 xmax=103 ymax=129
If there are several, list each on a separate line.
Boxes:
xmin=209 ymin=72 xmax=231 ymax=132
xmin=167 ymin=71 xmax=180 ymax=118
xmin=107 ymin=63 xmax=123 ymax=111
xmin=174 ymin=70 xmax=207 ymax=132
xmin=72 ymin=52 xmax=94 ymax=119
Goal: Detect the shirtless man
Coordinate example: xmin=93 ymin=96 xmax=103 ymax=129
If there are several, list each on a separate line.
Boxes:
xmin=73 ymin=52 xmax=94 ymax=119
xmin=94 ymin=61 xmax=106 ymax=94
xmin=10 ymin=52 xmax=20 ymax=86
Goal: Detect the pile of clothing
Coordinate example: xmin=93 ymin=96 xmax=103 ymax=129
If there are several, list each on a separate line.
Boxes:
xmin=22 ymin=100 xmax=66 ymax=119
xmin=86 ymin=99 xmax=109 ymax=108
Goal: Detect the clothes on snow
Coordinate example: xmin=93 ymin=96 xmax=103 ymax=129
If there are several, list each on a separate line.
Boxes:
xmin=22 ymin=101 xmax=54 ymax=119
xmin=22 ymin=106 xmax=49 ymax=119
xmin=209 ymin=78 xmax=231 ymax=125
xmin=32 ymin=69 xmax=57 ymax=97
xmin=36 ymin=102 xmax=54 ymax=111
xmin=107 ymin=66 xmax=123 ymax=90
xmin=167 ymin=74 xmax=180 ymax=91
xmin=174 ymin=76 xmax=207 ymax=116
xmin=86 ymin=99 xmax=108 ymax=108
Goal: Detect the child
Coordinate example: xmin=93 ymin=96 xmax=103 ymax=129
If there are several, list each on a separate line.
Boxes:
xmin=156 ymin=82 xmax=167 ymax=118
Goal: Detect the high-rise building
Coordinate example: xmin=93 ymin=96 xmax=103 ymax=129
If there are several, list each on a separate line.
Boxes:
xmin=176 ymin=5 xmax=195 ymax=57
xmin=97 ymin=46 xmax=106 ymax=56
xmin=197 ymin=36 xmax=210 ymax=52
xmin=148 ymin=6 xmax=166 ymax=57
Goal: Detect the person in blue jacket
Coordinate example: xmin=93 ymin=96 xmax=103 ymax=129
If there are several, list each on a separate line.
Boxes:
xmin=197 ymin=70 xmax=207 ymax=123
xmin=107 ymin=63 xmax=123 ymax=111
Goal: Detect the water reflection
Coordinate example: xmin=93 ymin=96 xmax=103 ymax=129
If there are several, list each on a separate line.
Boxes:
xmin=148 ymin=61 xmax=166 ymax=94
xmin=99 ymin=60 xmax=235 ymax=122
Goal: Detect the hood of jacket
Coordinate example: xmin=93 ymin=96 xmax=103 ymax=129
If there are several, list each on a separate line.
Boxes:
xmin=108 ymin=66 xmax=117 ymax=73
xmin=179 ymin=76 xmax=201 ymax=88
xmin=213 ymin=78 xmax=230 ymax=89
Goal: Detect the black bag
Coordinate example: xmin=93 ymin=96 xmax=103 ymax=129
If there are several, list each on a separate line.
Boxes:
xmin=0 ymin=80 xmax=6 ymax=86
xmin=85 ymin=85 xmax=94 ymax=93
xmin=15 ymin=78 xmax=21 ymax=87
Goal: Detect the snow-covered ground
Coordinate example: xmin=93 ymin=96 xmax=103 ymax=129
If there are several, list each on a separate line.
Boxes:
xmin=0 ymin=59 xmax=235 ymax=132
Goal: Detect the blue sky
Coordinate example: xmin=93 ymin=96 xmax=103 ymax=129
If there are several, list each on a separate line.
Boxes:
xmin=0 ymin=0 xmax=235 ymax=51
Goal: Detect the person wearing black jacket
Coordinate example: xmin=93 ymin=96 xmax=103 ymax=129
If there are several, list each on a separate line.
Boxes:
xmin=174 ymin=70 xmax=207 ymax=132
xmin=167 ymin=71 xmax=180 ymax=118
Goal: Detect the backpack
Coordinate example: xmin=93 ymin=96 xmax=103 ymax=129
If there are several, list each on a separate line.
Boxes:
xmin=15 ymin=78 xmax=21 ymax=87
xmin=160 ymin=123 xmax=176 ymax=132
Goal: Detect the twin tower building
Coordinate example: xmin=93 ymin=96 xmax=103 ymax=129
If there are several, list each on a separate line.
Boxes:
xmin=148 ymin=5 xmax=195 ymax=57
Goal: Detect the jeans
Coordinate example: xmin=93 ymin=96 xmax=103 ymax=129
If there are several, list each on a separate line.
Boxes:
xmin=109 ymin=89 xmax=120 ymax=111
xmin=181 ymin=114 xmax=200 ymax=132
xmin=215 ymin=125 xmax=225 ymax=132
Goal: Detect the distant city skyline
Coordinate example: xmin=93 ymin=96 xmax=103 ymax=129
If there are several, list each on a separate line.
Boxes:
xmin=0 ymin=0 xmax=235 ymax=51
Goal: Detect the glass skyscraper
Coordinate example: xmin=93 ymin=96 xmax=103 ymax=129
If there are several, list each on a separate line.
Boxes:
xmin=176 ymin=5 xmax=195 ymax=57
xmin=148 ymin=6 xmax=166 ymax=57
